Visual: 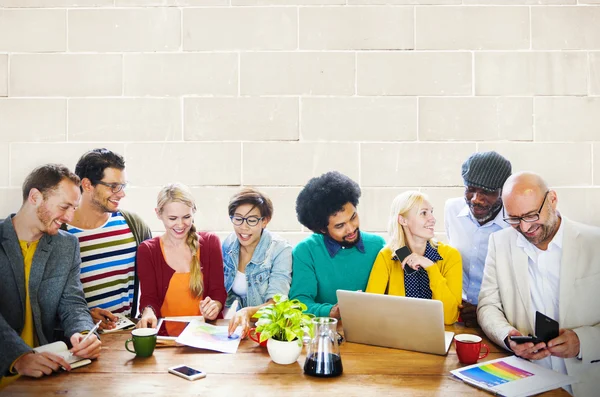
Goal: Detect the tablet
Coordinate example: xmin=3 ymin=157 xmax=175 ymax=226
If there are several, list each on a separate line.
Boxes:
xmin=157 ymin=319 xmax=191 ymax=340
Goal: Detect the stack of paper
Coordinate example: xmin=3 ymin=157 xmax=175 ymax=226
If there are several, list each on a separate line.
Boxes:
xmin=451 ymin=356 xmax=575 ymax=397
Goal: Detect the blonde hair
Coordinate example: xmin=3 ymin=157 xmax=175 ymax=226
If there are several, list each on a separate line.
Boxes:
xmin=157 ymin=183 xmax=203 ymax=297
xmin=387 ymin=190 xmax=438 ymax=256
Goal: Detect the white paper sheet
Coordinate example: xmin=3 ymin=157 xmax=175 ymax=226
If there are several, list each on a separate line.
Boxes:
xmin=451 ymin=355 xmax=575 ymax=397
xmin=175 ymin=320 xmax=241 ymax=354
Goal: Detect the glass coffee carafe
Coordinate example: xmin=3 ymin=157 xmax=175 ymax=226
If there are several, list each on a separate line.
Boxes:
xmin=303 ymin=317 xmax=343 ymax=377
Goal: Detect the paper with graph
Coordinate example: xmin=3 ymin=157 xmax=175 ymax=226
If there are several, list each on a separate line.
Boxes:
xmin=451 ymin=356 xmax=574 ymax=397
xmin=175 ymin=320 xmax=241 ymax=353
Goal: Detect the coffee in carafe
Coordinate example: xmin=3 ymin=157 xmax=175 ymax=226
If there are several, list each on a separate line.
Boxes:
xmin=304 ymin=317 xmax=343 ymax=377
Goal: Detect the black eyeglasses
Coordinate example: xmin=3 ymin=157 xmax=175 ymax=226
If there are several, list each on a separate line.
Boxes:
xmin=230 ymin=215 xmax=263 ymax=227
xmin=94 ymin=180 xmax=127 ymax=193
xmin=503 ymin=191 xmax=549 ymax=225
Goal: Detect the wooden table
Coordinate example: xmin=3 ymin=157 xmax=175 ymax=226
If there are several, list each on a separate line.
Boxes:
xmin=5 ymin=321 xmax=568 ymax=396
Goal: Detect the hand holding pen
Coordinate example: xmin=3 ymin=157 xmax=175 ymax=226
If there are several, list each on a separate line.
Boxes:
xmin=69 ymin=320 xmax=103 ymax=360
xmin=90 ymin=307 xmax=118 ymax=330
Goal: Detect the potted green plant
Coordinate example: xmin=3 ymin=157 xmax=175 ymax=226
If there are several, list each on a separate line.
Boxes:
xmin=252 ymin=294 xmax=314 ymax=365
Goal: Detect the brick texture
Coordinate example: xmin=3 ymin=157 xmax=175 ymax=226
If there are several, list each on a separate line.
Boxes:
xmin=0 ymin=3 xmax=597 ymax=240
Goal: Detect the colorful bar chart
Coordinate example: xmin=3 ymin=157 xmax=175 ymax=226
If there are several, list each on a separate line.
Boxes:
xmin=458 ymin=360 xmax=535 ymax=387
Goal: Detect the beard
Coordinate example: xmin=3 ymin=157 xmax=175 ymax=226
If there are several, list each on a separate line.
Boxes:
xmin=516 ymin=218 xmax=558 ymax=246
xmin=339 ymin=228 xmax=360 ymax=248
xmin=467 ymin=198 xmax=503 ymax=224
xmin=36 ymin=204 xmax=60 ymax=235
xmin=91 ymin=191 xmax=117 ymax=214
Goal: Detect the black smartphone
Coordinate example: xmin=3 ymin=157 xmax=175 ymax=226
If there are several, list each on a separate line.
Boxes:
xmin=509 ymin=312 xmax=559 ymax=345
xmin=395 ymin=246 xmax=416 ymax=274
xmin=535 ymin=311 xmax=559 ymax=344
xmin=509 ymin=335 xmax=541 ymax=344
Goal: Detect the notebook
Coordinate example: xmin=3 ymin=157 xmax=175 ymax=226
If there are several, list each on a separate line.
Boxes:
xmin=336 ymin=290 xmax=454 ymax=355
xmin=33 ymin=341 xmax=92 ymax=369
xmin=99 ymin=314 xmax=136 ymax=334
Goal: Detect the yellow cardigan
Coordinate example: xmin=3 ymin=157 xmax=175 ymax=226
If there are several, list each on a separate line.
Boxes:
xmin=366 ymin=242 xmax=463 ymax=325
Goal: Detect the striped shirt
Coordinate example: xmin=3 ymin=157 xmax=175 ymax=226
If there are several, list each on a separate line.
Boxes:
xmin=66 ymin=212 xmax=136 ymax=316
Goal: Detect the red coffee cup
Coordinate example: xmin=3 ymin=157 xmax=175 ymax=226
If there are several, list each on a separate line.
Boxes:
xmin=248 ymin=327 xmax=267 ymax=347
xmin=454 ymin=334 xmax=489 ymax=365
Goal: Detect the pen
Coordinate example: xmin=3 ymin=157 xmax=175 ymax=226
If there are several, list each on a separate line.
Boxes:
xmin=70 ymin=320 xmax=102 ymax=357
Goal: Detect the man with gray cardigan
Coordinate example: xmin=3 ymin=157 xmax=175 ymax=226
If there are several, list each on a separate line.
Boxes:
xmin=0 ymin=164 xmax=101 ymax=388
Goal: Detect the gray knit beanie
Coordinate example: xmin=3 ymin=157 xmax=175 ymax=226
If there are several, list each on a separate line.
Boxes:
xmin=462 ymin=151 xmax=512 ymax=191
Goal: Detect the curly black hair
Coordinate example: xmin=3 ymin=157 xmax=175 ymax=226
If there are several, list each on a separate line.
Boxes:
xmin=296 ymin=171 xmax=361 ymax=233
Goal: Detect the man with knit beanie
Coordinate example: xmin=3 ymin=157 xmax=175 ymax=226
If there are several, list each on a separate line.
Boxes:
xmin=289 ymin=171 xmax=385 ymax=318
xmin=444 ymin=151 xmax=512 ymax=327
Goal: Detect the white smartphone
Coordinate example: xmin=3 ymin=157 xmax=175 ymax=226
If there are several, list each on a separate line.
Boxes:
xmin=168 ymin=365 xmax=207 ymax=381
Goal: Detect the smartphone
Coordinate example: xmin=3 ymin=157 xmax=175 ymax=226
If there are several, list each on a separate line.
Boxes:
xmin=509 ymin=312 xmax=559 ymax=345
xmin=509 ymin=335 xmax=541 ymax=345
xmin=168 ymin=365 xmax=206 ymax=381
xmin=535 ymin=311 xmax=559 ymax=344
xmin=395 ymin=246 xmax=416 ymax=275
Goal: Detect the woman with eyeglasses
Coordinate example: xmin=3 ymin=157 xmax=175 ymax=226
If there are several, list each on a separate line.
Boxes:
xmin=366 ymin=191 xmax=463 ymax=325
xmin=136 ymin=183 xmax=226 ymax=328
xmin=222 ymin=188 xmax=292 ymax=338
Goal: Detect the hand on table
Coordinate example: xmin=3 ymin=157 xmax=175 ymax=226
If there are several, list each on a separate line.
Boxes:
xmin=329 ymin=304 xmax=340 ymax=319
xmin=14 ymin=352 xmax=71 ymax=377
xmin=200 ymin=296 xmax=222 ymax=321
xmin=458 ymin=300 xmax=479 ymax=327
xmin=137 ymin=307 xmax=158 ymax=329
xmin=228 ymin=307 xmax=253 ymax=338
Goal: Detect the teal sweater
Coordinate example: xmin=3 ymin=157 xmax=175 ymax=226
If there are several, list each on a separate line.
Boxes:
xmin=289 ymin=232 xmax=385 ymax=317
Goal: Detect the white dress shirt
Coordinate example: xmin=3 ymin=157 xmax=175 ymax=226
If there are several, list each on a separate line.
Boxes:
xmin=516 ymin=219 xmax=571 ymax=394
xmin=444 ymin=197 xmax=508 ymax=304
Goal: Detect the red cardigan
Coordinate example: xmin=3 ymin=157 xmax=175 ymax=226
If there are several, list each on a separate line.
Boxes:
xmin=137 ymin=232 xmax=227 ymax=319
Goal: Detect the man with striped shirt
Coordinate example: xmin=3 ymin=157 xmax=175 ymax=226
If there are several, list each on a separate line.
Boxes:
xmin=64 ymin=149 xmax=151 ymax=330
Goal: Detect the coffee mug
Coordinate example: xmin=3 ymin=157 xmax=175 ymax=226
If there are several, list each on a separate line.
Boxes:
xmin=125 ymin=328 xmax=158 ymax=357
xmin=454 ymin=334 xmax=489 ymax=365
xmin=248 ymin=328 xmax=267 ymax=347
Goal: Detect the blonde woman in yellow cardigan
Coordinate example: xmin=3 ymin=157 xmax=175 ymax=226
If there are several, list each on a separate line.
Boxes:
xmin=366 ymin=191 xmax=462 ymax=324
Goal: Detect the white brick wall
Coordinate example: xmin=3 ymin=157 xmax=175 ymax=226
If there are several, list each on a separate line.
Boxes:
xmin=0 ymin=2 xmax=598 ymax=243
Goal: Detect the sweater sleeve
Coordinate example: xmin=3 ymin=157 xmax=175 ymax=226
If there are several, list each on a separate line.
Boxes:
xmin=426 ymin=245 xmax=462 ymax=325
xmin=366 ymin=249 xmax=391 ymax=294
xmin=289 ymin=245 xmax=331 ymax=318
xmin=137 ymin=241 xmax=163 ymax=318
xmin=203 ymin=233 xmax=227 ymax=315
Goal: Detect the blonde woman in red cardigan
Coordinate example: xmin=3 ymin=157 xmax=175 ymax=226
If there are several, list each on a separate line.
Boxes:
xmin=136 ymin=183 xmax=226 ymax=328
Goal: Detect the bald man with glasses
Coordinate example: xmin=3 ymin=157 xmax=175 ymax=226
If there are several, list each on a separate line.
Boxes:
xmin=478 ymin=172 xmax=600 ymax=397
xmin=62 ymin=149 xmax=151 ymax=330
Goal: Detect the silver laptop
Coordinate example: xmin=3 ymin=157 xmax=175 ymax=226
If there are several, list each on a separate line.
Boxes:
xmin=336 ymin=290 xmax=454 ymax=355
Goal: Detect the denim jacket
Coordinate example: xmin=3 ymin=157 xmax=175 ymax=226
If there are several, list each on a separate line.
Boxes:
xmin=222 ymin=229 xmax=292 ymax=309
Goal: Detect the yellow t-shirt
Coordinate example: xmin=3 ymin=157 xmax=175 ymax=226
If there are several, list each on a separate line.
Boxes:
xmin=0 ymin=240 xmax=39 ymax=389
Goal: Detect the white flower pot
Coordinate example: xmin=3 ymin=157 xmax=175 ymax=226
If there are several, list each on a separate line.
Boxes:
xmin=266 ymin=338 xmax=302 ymax=365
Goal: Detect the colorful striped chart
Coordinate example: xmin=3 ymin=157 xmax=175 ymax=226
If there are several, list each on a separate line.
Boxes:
xmin=458 ymin=360 xmax=535 ymax=388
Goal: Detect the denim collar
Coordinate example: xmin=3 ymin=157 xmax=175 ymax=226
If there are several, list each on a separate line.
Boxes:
xmin=224 ymin=229 xmax=273 ymax=265
xmin=323 ymin=232 xmax=365 ymax=258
